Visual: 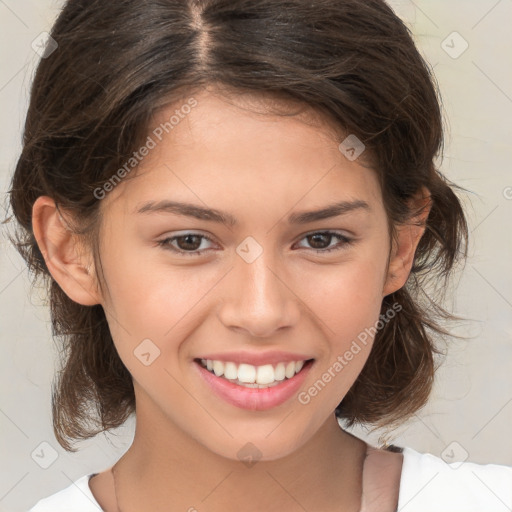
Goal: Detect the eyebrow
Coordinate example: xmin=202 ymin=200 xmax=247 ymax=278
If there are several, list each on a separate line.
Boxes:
xmin=134 ymin=199 xmax=370 ymax=226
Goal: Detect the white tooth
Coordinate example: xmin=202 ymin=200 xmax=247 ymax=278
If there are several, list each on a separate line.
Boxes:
xmin=224 ymin=362 xmax=238 ymax=380
xmin=256 ymin=364 xmax=275 ymax=385
xmin=212 ymin=360 xmax=224 ymax=377
xmin=240 ymin=382 xmax=259 ymax=388
xmin=258 ymin=381 xmax=279 ymax=388
xmin=207 ymin=359 xmax=306 ymax=383
xmin=274 ymin=362 xmax=286 ymax=381
xmin=285 ymin=361 xmax=296 ymax=379
xmin=238 ymin=363 xmax=256 ymax=383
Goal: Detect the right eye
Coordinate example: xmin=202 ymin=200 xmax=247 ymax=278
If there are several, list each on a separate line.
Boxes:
xmin=157 ymin=232 xmax=217 ymax=257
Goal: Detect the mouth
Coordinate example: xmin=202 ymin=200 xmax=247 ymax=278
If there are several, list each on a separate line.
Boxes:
xmin=194 ymin=357 xmax=315 ymax=387
xmin=193 ymin=357 xmax=315 ymax=411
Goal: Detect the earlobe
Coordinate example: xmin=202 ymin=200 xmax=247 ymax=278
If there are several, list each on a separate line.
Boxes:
xmin=382 ymin=187 xmax=432 ymax=297
xmin=32 ymin=196 xmax=101 ymax=306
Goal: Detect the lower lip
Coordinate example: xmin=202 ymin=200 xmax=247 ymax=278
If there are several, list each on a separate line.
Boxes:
xmin=194 ymin=359 xmax=314 ymax=411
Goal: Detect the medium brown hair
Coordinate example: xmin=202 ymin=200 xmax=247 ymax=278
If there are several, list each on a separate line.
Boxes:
xmin=7 ymin=0 xmax=468 ymax=451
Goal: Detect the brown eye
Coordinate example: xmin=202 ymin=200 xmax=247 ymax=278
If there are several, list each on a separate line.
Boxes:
xmin=295 ymin=231 xmax=354 ymax=254
xmin=157 ymin=233 xmax=215 ymax=256
xmin=173 ymin=234 xmax=203 ymax=251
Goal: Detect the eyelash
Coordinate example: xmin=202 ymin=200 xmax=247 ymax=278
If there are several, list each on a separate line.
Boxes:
xmin=156 ymin=231 xmax=354 ymax=257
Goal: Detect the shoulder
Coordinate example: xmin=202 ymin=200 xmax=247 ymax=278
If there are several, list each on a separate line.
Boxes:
xmin=28 ymin=474 xmax=103 ymax=512
xmin=398 ymin=445 xmax=512 ymax=512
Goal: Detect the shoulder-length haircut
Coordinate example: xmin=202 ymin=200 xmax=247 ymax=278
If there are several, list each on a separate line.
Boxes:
xmin=8 ymin=0 xmax=468 ymax=451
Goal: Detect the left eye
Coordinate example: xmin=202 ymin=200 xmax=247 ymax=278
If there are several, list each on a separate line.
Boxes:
xmin=157 ymin=231 xmax=354 ymax=257
xmin=295 ymin=231 xmax=354 ymax=253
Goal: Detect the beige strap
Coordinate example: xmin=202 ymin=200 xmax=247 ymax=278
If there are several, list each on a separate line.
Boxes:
xmin=359 ymin=445 xmax=404 ymax=512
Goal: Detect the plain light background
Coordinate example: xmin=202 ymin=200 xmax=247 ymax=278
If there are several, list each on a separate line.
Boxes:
xmin=1 ymin=1 xmax=511 ymax=510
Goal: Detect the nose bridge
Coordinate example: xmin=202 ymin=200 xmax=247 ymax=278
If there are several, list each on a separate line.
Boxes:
xmin=217 ymin=235 xmax=299 ymax=336
xmin=239 ymin=243 xmax=281 ymax=307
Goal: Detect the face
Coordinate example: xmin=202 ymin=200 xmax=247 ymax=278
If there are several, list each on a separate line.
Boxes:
xmin=38 ymin=87 xmax=420 ymax=463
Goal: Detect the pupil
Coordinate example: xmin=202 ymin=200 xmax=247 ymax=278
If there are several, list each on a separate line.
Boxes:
xmin=180 ymin=235 xmax=200 ymax=250
xmin=310 ymin=233 xmax=329 ymax=249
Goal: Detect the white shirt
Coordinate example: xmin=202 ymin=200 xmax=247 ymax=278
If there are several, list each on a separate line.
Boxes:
xmin=29 ymin=446 xmax=512 ymax=511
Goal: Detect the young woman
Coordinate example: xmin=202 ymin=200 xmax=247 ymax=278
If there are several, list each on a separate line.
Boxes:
xmin=8 ymin=0 xmax=512 ymax=511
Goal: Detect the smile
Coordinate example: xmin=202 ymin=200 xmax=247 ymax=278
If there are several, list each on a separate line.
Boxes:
xmin=194 ymin=358 xmax=315 ymax=411
xmin=197 ymin=358 xmax=309 ymax=388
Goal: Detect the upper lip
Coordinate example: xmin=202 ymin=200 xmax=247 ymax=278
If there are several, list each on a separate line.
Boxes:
xmin=196 ymin=350 xmax=314 ymax=367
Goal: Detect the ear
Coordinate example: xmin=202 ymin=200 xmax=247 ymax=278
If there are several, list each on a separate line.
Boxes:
xmin=382 ymin=186 xmax=432 ymax=297
xmin=32 ymin=196 xmax=101 ymax=306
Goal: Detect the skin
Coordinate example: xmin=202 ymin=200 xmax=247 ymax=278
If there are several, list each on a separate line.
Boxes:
xmin=32 ymin=85 xmax=430 ymax=511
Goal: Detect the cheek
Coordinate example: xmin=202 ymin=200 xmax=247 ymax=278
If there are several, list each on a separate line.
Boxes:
xmin=99 ymin=236 xmax=201 ymax=324
xmin=297 ymin=256 xmax=387 ymax=341
xmin=296 ymin=263 xmax=385 ymax=412
xmin=100 ymin=251 xmax=218 ymax=363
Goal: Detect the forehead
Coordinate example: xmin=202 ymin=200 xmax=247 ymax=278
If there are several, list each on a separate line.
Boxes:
xmin=152 ymin=86 xmax=377 ymax=171
xmin=103 ymin=87 xmax=383 ymax=217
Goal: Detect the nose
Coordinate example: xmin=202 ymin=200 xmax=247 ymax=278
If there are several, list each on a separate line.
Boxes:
xmin=217 ymin=247 xmax=300 ymax=338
